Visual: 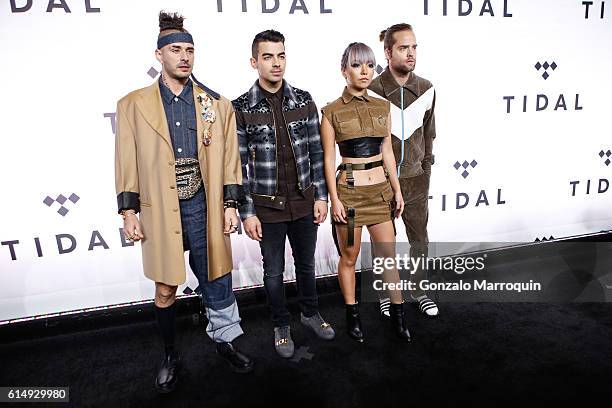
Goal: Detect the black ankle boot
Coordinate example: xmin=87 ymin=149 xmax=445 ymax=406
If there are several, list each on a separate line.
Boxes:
xmin=155 ymin=352 xmax=180 ymax=393
xmin=345 ymin=303 xmax=364 ymax=343
xmin=390 ymin=303 xmax=412 ymax=342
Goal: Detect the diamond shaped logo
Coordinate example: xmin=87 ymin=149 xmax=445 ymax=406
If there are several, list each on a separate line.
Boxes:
xmin=43 ymin=192 xmax=80 ymax=216
xmin=375 ymin=64 xmax=384 ymax=75
xmin=598 ymin=149 xmax=612 ymax=166
xmin=535 ymin=60 xmax=557 ymax=80
xmin=147 ymin=67 xmax=159 ymax=78
xmin=454 ymin=159 xmax=478 ymax=179
xmin=69 ymin=193 xmax=80 ymax=203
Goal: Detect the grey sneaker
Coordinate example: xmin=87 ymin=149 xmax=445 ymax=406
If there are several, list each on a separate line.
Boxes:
xmin=274 ymin=326 xmax=294 ymax=358
xmin=300 ymin=312 xmax=336 ymax=340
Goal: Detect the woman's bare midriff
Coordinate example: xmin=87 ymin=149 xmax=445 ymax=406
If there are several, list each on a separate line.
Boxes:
xmin=337 ymin=153 xmax=387 ymax=186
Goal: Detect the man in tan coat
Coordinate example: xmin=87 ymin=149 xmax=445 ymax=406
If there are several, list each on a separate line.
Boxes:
xmin=115 ymin=12 xmax=253 ymax=393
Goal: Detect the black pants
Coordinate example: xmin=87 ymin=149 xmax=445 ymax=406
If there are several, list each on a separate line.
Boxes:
xmin=259 ymin=213 xmax=319 ymax=327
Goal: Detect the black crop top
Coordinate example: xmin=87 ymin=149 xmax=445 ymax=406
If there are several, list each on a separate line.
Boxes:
xmin=337 ymin=137 xmax=384 ymax=158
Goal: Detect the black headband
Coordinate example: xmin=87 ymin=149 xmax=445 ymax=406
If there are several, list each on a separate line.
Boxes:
xmin=157 ymin=32 xmax=194 ymax=49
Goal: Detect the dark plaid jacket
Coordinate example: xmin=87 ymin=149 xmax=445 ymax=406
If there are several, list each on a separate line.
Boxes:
xmin=232 ymin=80 xmax=328 ymax=220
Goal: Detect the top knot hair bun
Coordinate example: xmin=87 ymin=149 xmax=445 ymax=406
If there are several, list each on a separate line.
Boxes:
xmin=159 ymin=11 xmax=186 ymax=33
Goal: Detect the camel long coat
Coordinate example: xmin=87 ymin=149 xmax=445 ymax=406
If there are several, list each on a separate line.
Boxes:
xmin=115 ymin=80 xmax=242 ymax=285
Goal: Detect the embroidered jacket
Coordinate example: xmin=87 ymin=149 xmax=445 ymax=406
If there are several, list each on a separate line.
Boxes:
xmin=232 ymin=80 xmax=328 ymax=220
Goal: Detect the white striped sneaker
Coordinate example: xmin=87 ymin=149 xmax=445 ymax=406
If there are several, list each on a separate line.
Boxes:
xmin=416 ymin=296 xmax=439 ymax=317
xmin=379 ymin=298 xmax=391 ymax=319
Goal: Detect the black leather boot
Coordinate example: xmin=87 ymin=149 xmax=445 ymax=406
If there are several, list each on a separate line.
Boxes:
xmin=345 ymin=303 xmax=364 ymax=343
xmin=216 ymin=342 xmax=254 ymax=374
xmin=155 ymin=352 xmax=180 ymax=394
xmin=390 ymin=303 xmax=412 ymax=342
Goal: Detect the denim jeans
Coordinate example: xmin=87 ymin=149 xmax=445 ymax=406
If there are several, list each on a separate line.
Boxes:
xmin=259 ymin=213 xmax=319 ymax=327
xmin=180 ymin=187 xmax=243 ymax=342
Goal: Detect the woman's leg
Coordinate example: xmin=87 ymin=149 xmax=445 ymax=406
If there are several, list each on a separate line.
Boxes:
xmin=368 ymin=221 xmax=403 ymax=305
xmin=334 ymin=224 xmax=363 ymax=305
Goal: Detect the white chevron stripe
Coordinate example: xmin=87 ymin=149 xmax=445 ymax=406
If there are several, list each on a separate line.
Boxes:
xmin=370 ymin=86 xmax=435 ymax=140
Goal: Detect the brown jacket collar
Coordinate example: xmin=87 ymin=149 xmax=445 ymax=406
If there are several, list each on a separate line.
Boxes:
xmin=379 ymin=67 xmax=420 ymax=98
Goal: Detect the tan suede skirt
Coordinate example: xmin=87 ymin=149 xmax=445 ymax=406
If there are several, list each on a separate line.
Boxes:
xmin=336 ymin=180 xmax=396 ymax=227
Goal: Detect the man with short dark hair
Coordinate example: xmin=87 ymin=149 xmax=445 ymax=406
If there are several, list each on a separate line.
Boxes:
xmin=233 ymin=29 xmax=335 ymax=358
xmin=369 ymin=23 xmax=440 ymax=318
xmin=115 ymin=11 xmax=253 ymax=393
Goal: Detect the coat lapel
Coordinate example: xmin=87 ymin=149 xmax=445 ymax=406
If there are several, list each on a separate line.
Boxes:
xmin=136 ymin=81 xmax=173 ymax=151
xmin=193 ymin=84 xmax=210 ymax=186
xmin=193 ymin=83 xmax=214 ymax=154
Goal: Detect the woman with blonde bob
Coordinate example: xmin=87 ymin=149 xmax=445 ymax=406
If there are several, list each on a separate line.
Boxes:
xmin=320 ymin=42 xmax=411 ymax=343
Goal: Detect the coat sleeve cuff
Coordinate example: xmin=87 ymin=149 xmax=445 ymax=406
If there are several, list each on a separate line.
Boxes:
xmin=238 ymin=202 xmax=256 ymax=221
xmin=224 ymin=184 xmax=247 ymax=205
xmin=117 ymin=191 xmax=140 ymax=214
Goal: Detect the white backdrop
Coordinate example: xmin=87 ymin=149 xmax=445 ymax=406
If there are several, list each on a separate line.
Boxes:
xmin=1 ymin=0 xmax=610 ymax=322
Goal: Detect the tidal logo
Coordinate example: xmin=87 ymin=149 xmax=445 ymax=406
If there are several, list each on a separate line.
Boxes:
xmin=1 ymin=229 xmax=134 ymax=261
xmin=503 ymin=94 xmax=583 ymax=113
xmin=424 ymin=0 xmax=512 ymax=16
xmin=535 ymin=61 xmax=557 ymax=80
xmin=582 ymin=1 xmax=606 ymax=18
xmin=454 ymin=160 xmax=478 ymax=178
xmin=599 ymin=149 xmax=611 ymax=166
xmin=569 ymin=151 xmax=610 ymax=197
xmin=569 ymin=179 xmax=609 ymax=196
xmin=504 ymin=62 xmax=583 ymax=113
xmin=429 ymin=160 xmax=506 ymax=211
xmin=10 ymin=0 xmax=100 ymax=13
xmin=216 ymin=0 xmax=332 ymax=13
xmin=43 ymin=193 xmax=80 ymax=217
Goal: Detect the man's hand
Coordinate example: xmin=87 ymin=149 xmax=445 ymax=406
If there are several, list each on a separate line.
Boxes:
xmin=243 ymin=215 xmax=263 ymax=241
xmin=224 ymin=208 xmax=240 ymax=235
xmin=123 ymin=213 xmax=144 ymax=241
xmin=313 ymin=200 xmax=328 ymax=224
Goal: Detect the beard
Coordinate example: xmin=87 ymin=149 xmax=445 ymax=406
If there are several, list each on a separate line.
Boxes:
xmin=392 ymin=61 xmax=415 ymax=76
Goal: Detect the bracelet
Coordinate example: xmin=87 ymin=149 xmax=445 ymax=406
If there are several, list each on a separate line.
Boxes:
xmin=121 ymin=210 xmax=136 ymax=220
xmin=223 ymin=200 xmax=238 ymax=209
